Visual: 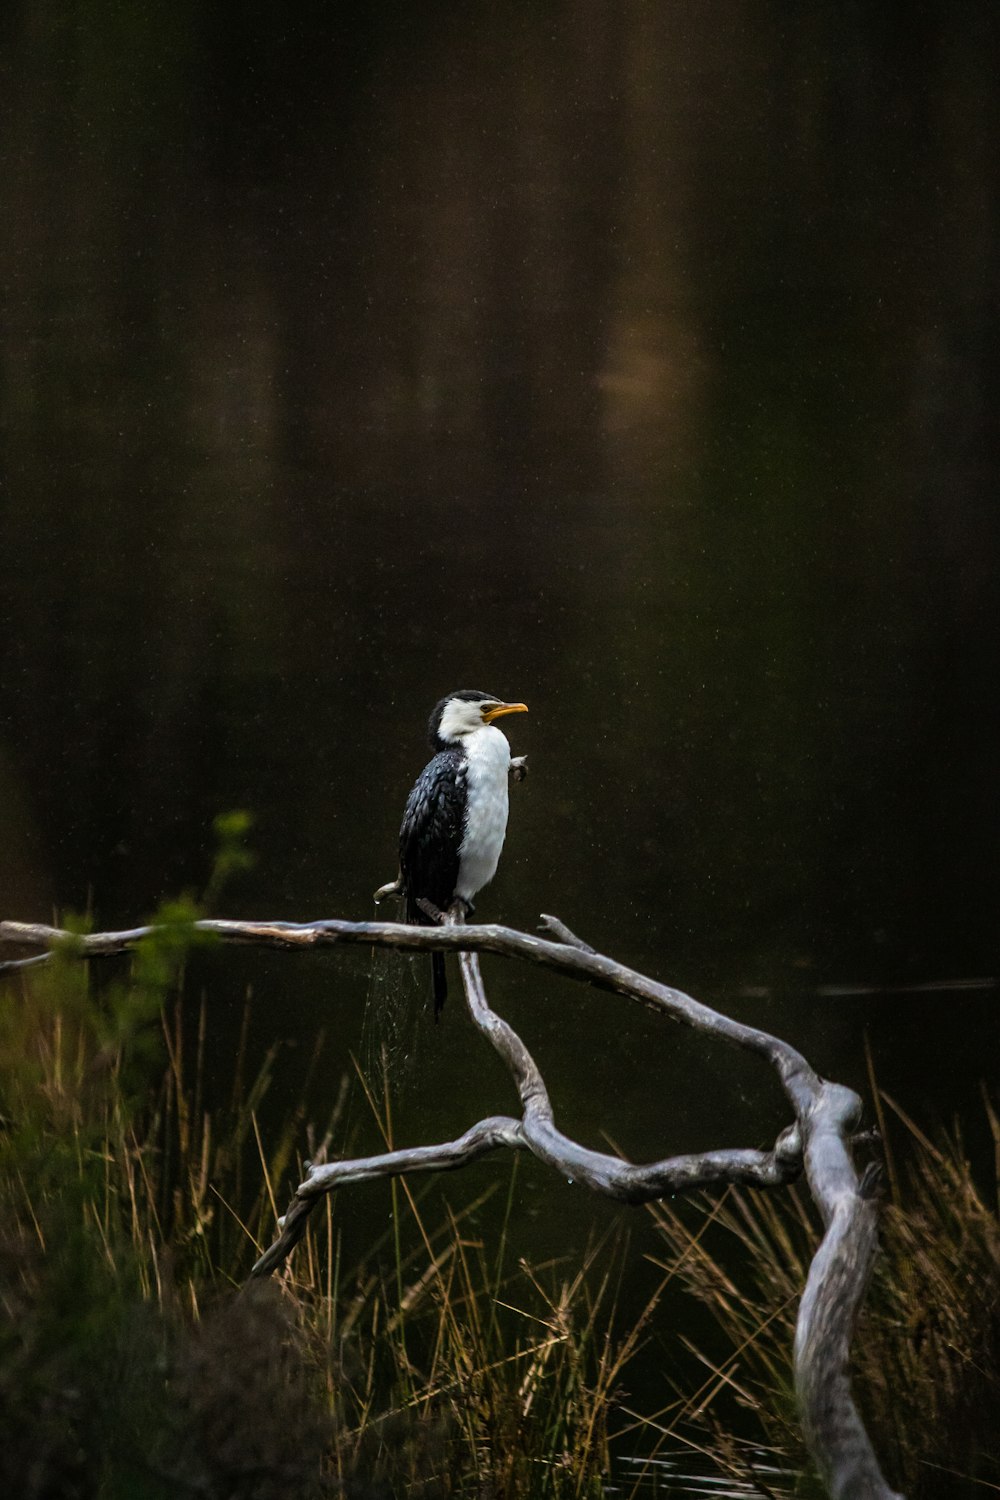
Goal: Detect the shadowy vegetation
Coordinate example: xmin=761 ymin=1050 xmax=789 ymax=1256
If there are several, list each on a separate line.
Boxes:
xmin=642 ymin=1091 xmax=1000 ymax=1498
xmin=0 ymin=823 xmax=656 ymax=1498
xmin=3 ymin=827 xmax=997 ymax=1498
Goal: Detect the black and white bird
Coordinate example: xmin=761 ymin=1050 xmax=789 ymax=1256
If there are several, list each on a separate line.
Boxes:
xmin=395 ymin=690 xmax=528 ymax=1016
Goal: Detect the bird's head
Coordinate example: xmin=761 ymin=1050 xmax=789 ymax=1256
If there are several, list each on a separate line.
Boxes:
xmin=429 ymin=690 xmax=528 ymax=748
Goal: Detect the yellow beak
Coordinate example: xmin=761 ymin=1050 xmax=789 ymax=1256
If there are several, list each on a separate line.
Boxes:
xmin=482 ymin=701 xmax=529 ymax=722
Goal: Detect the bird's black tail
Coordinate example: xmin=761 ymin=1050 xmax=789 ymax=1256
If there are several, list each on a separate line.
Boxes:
xmin=404 ymin=890 xmax=447 ymax=1018
xmin=432 ymin=951 xmax=447 ymax=1019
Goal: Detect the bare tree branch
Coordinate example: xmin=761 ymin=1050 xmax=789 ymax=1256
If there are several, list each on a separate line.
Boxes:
xmin=0 ymin=910 xmax=904 ymax=1498
xmin=0 ymin=915 xmax=817 ymax=1098
xmin=537 ymin=913 xmax=596 ymax=953
xmin=796 ymin=1160 xmax=898 ymax=1499
xmin=250 ymin=1115 xmax=526 ymax=1278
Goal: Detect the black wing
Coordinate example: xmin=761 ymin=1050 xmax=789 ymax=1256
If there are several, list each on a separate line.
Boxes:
xmin=398 ymin=749 xmax=467 ymax=925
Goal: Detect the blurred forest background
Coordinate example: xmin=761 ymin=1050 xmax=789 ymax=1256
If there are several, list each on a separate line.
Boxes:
xmin=1 ymin=1 xmax=998 ymax=1464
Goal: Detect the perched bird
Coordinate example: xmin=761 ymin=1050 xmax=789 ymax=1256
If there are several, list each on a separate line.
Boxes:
xmin=397 ymin=690 xmax=528 ymax=1015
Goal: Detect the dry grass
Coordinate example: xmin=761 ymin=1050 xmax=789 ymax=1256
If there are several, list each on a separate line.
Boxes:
xmin=0 ymin=917 xmax=660 ymax=1498
xmin=638 ymin=1087 xmax=1000 ymax=1499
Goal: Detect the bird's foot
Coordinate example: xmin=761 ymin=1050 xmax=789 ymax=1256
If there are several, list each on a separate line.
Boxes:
xmin=509 ymin=755 xmax=528 ymax=783
xmin=415 ymin=897 xmax=446 ymax=924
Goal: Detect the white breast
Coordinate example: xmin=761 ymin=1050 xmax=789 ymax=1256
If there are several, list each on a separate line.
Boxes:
xmin=456 ymin=725 xmax=511 ymax=903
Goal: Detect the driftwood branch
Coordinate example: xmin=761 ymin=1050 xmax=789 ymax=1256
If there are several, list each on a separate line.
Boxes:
xmin=0 ymin=911 xmax=903 ymax=1499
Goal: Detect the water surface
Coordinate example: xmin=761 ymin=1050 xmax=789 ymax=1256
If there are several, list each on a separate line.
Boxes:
xmin=2 ymin=2 xmax=998 ymax=1473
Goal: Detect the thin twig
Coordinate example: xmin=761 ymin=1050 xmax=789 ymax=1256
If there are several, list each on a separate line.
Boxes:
xmin=537 ymin=914 xmax=596 ymax=954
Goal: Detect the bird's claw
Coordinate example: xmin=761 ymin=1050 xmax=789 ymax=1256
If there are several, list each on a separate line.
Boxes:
xmin=415 ymin=897 xmax=446 ymax=924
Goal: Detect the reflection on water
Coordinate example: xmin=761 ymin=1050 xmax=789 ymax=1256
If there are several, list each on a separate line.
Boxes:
xmin=614 ymin=1447 xmax=795 ymax=1497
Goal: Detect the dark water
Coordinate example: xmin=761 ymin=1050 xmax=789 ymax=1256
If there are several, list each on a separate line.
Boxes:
xmin=2 ymin=0 xmax=998 ymax=1473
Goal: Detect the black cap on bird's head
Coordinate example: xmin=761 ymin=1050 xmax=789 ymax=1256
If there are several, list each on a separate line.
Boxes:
xmin=429 ymin=690 xmax=529 ymax=749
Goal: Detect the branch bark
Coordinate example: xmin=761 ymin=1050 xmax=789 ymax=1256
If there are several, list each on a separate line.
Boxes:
xmin=0 ymin=911 xmax=903 ymax=1499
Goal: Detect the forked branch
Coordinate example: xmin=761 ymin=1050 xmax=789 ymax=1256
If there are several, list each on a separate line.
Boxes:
xmin=0 ymin=911 xmax=903 ymax=1499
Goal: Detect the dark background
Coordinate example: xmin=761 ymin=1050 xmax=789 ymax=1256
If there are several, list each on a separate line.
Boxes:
xmin=1 ymin=0 xmax=998 ymax=1398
